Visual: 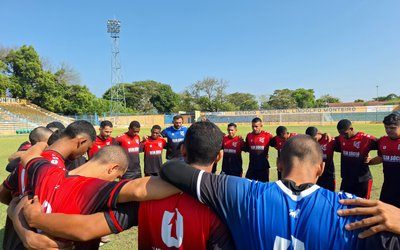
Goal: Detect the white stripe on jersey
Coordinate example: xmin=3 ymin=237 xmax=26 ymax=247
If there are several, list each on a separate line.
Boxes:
xmin=276 ymin=180 xmax=320 ymax=201
xmin=197 ymin=170 xmax=205 ymax=204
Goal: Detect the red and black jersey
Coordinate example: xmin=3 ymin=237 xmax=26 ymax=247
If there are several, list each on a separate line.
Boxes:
xmin=222 ymin=135 xmax=245 ymax=175
xmin=18 ymin=141 xmax=31 ymax=151
xmin=334 ymin=132 xmax=378 ymax=182
xmin=142 ymin=137 xmax=166 ymax=175
xmin=318 ymin=137 xmax=336 ymax=180
xmin=377 ymin=136 xmax=400 ymax=207
xmin=115 ymin=133 xmax=141 ymax=176
xmin=138 ymin=193 xmax=233 ymax=249
xmin=26 ymin=158 xmax=130 ymax=249
xmin=87 ymin=136 xmax=117 ymax=159
xmin=3 ymin=150 xmax=66 ymax=196
xmin=245 ymin=131 xmax=273 ymax=170
xmin=269 ymin=133 xmax=298 ymax=158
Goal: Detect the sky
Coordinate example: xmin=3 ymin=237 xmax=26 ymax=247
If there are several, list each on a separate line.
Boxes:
xmin=1 ymin=0 xmax=399 ymax=102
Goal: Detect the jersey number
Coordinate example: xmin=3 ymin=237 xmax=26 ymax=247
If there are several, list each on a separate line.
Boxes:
xmin=273 ymin=236 xmax=305 ymax=250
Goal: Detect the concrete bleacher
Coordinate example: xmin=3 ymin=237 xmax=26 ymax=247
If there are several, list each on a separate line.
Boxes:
xmin=0 ymin=100 xmax=72 ymax=134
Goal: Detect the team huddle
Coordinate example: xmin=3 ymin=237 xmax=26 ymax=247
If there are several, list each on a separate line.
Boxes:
xmin=1 ymin=114 xmax=400 ymax=249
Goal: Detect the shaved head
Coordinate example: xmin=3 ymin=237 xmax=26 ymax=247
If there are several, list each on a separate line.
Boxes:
xmin=91 ymin=145 xmax=130 ymax=173
xmin=29 ymin=126 xmax=53 ymax=145
xmin=280 ymin=135 xmax=323 ymax=177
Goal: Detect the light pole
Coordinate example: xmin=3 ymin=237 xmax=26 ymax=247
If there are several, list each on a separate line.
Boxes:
xmin=107 ymin=19 xmax=126 ymax=120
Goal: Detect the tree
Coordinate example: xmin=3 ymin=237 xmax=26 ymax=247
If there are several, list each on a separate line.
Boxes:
xmin=188 ymin=77 xmax=228 ymax=112
xmin=225 ymin=92 xmax=259 ymax=110
xmin=259 ymin=95 xmax=271 ymax=110
xmin=103 ymin=80 xmax=178 ymax=114
xmin=291 ymin=88 xmax=316 ymax=108
xmin=268 ymin=89 xmax=297 ymax=109
xmin=0 ymin=60 xmax=9 ymax=97
xmin=354 ymin=99 xmax=364 ymax=103
xmin=315 ymin=94 xmax=341 ymax=107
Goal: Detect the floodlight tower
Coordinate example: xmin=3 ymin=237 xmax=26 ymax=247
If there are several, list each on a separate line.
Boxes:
xmin=107 ymin=19 xmax=126 ymax=118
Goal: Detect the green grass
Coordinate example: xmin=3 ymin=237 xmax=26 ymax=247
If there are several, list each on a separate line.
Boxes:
xmin=0 ymin=124 xmax=386 ymax=249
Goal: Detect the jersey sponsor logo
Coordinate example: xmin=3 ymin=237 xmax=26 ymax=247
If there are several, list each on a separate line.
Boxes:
xmin=289 ymin=209 xmax=300 ymax=219
xmin=223 ymin=149 xmax=237 ymax=154
xmin=259 ymin=137 xmax=265 ymax=143
xmin=172 ymin=138 xmax=184 ymax=143
xmin=342 ymin=150 xmax=360 ymax=158
xmin=382 ymin=155 xmax=400 ymax=163
xmin=42 ymin=200 xmax=52 ymax=214
xmin=149 ymin=150 xmax=162 ymax=155
xmin=161 ymin=208 xmax=183 ymax=248
xmin=251 ymin=145 xmax=264 ymax=150
xmin=353 ymin=141 xmax=361 ymax=149
xmin=128 ymin=147 xmax=139 ymax=153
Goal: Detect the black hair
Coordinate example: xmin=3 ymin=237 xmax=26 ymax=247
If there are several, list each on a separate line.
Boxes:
xmin=280 ymin=135 xmax=323 ymax=177
xmin=184 ymin=121 xmax=223 ymax=166
xmin=337 ymin=119 xmax=352 ymax=131
xmin=100 ymin=120 xmax=113 ymax=128
xmin=305 ymin=126 xmax=319 ymax=137
xmin=252 ymin=117 xmax=262 ymax=123
xmin=46 ymin=121 xmax=65 ymax=131
xmin=129 ymin=121 xmax=141 ymax=129
xmin=276 ymin=126 xmax=288 ymax=137
xmin=227 ymin=123 xmax=237 ymax=129
xmin=47 ymin=129 xmax=64 ymax=146
xmin=152 ymin=125 xmax=162 ymax=131
xmin=173 ymin=115 xmax=183 ymax=121
xmin=64 ymin=120 xmax=96 ymax=142
xmin=29 ymin=126 xmax=53 ymax=145
xmin=383 ymin=112 xmax=400 ymax=126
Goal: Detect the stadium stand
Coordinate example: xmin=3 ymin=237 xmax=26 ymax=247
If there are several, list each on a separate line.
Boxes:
xmin=0 ymin=100 xmax=72 ymax=134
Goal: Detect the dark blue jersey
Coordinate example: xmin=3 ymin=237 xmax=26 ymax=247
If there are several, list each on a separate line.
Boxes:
xmin=160 ymin=161 xmax=399 ymax=250
xmin=161 ymin=126 xmax=188 ymax=160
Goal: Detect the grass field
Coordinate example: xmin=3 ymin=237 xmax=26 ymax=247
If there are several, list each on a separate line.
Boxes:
xmin=0 ymin=123 xmax=386 ymax=249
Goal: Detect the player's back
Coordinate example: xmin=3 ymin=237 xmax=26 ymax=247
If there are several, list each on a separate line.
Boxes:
xmin=139 ymin=193 xmax=232 ymax=249
xmin=228 ymin=180 xmax=366 ymax=250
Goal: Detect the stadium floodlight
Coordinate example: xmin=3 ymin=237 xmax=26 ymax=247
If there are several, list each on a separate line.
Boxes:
xmin=107 ymin=20 xmax=121 ymax=36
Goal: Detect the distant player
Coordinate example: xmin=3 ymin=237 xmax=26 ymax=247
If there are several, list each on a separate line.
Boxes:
xmin=116 ymin=121 xmax=142 ymax=179
xmin=221 ymin=123 xmax=245 ymax=177
xmin=162 ymin=115 xmax=188 ymax=160
xmin=244 ymin=117 xmax=273 ymax=182
xmin=141 ymin=125 xmax=166 ymax=176
xmin=87 ymin=120 xmax=117 ymax=159
xmin=139 ymin=121 xmax=234 ymax=249
xmin=160 ymin=135 xmax=400 ymax=249
xmin=334 ymin=119 xmax=378 ymax=198
xmin=305 ymin=126 xmax=336 ymax=191
xmin=366 ymin=112 xmax=400 ymax=207
xmin=269 ymin=126 xmax=297 ymax=180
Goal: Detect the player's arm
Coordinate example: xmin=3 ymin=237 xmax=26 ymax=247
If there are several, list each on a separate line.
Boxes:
xmin=366 ymin=156 xmax=383 ymax=165
xmin=0 ymin=183 xmax=12 ymax=205
xmin=20 ymin=142 xmax=48 ymax=167
xmin=117 ymin=176 xmax=180 ymax=203
xmin=8 ymin=150 xmax=25 ymax=162
xmin=23 ymin=196 xmax=137 ymax=241
xmin=337 ymin=199 xmax=400 ymax=237
xmin=333 ymin=136 xmax=341 ymax=152
xmin=9 ymin=196 xmax=72 ymax=250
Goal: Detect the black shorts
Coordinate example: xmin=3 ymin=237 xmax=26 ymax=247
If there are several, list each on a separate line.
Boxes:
xmin=340 ymin=179 xmax=372 ymax=199
xmin=245 ymin=168 xmax=269 ymax=182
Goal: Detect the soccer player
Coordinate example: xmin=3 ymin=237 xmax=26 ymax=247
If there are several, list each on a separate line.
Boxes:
xmin=334 ymin=119 xmax=378 ymax=198
xmin=162 ymin=115 xmax=188 ymax=160
xmin=221 ymin=123 xmax=245 ymax=177
xmin=45 ymin=121 xmax=66 ymax=132
xmin=306 ymin=126 xmax=336 ymax=191
xmin=141 ymin=125 xmax=166 ymax=176
xmin=87 ymin=120 xmax=117 ymax=159
xmin=160 ymin=135 xmax=400 ymax=249
xmin=244 ymin=117 xmax=273 ymax=182
xmin=139 ymin=121 xmax=234 ymax=249
xmin=365 ymin=112 xmax=400 ymax=207
xmin=269 ymin=125 xmax=297 ymax=180
xmin=12 ymin=144 xmax=179 ymax=249
xmin=1 ymin=120 xmax=96 ymax=250
xmin=116 ymin=120 xmax=142 ymax=179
